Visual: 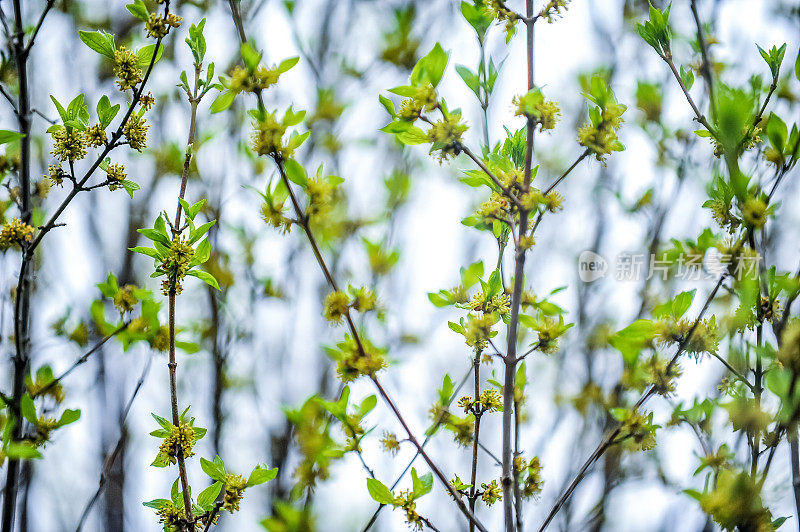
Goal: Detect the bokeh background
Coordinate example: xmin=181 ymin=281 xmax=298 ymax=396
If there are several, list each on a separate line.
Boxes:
xmin=3 ymin=0 xmax=800 ymax=530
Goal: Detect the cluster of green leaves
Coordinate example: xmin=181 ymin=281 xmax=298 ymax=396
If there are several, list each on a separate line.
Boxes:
xmin=131 ymin=198 xmax=220 ymax=291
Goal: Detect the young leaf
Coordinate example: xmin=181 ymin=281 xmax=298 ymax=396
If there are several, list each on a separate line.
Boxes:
xmin=247 ymin=465 xmax=279 ymax=487
xmin=187 ymin=269 xmax=221 ymax=290
xmin=366 ymin=478 xmax=395 ymax=505
xmin=78 ymin=30 xmax=116 ymax=58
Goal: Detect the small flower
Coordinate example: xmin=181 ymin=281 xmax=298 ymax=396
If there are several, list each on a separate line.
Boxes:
xmin=741 ymin=196 xmax=768 ymax=229
xmin=480 ymin=479 xmax=503 ymax=506
xmin=513 ymin=91 xmax=561 ymax=131
xmin=323 ymin=290 xmax=350 ymax=324
xmin=51 ymin=126 xmax=88 ymax=163
xmin=155 ymin=501 xmax=186 ymax=532
xmin=113 ymin=284 xmax=138 ymax=314
xmin=123 ymin=113 xmax=149 ymax=152
xmin=150 ymin=325 xmax=170 ymax=352
xmin=159 ymin=237 xmax=195 ymax=295
xmin=427 ymin=114 xmax=468 ymax=162
xmin=107 ymin=163 xmax=127 ymax=191
xmin=113 ymin=46 xmax=143 ymax=91
xmin=158 ymin=422 xmax=197 ymax=464
xmin=538 ymin=0 xmax=570 ymax=23
xmin=84 ymin=124 xmax=107 ymax=147
xmin=334 ymin=334 xmax=388 ymax=382
xmin=146 ymin=13 xmax=170 ymax=39
xmin=261 ymin=200 xmax=291 ymax=233
xmin=251 ymin=112 xmax=292 ymax=159
xmin=46 ymin=165 xmax=65 ymax=187
xmin=222 ymin=473 xmax=248 ymax=513
xmin=139 ymin=92 xmax=156 ymax=111
xmin=380 ymin=432 xmax=401 ymax=455
xmin=351 ymin=286 xmax=377 ymax=313
xmin=0 ymin=218 xmax=35 ymax=251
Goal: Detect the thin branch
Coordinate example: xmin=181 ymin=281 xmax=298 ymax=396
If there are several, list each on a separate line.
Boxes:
xmin=460 ymin=144 xmax=522 ymax=208
xmin=689 ymin=0 xmax=715 ymax=118
xmin=22 ymin=0 xmax=55 ymax=57
xmin=661 ymin=53 xmax=716 ymax=135
xmin=31 ymin=321 xmax=130 ymax=399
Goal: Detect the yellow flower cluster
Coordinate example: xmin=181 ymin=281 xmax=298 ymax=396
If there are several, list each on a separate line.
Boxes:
xmin=458 ymin=388 xmax=503 ymax=415
xmin=107 ymin=163 xmax=127 ymax=191
xmin=380 ymin=432 xmax=400 ymax=455
xmin=46 ymin=165 xmax=65 ymax=187
xmin=123 ymin=114 xmax=149 ymax=152
xmin=463 ymin=313 xmax=496 ymax=351
xmin=158 ymin=422 xmax=196 ymax=464
xmin=261 ymin=200 xmax=291 ymax=233
xmin=335 ymin=335 xmax=388 ymax=382
xmin=222 ymin=473 xmax=248 ymax=513
xmin=113 ymin=46 xmax=142 ymax=91
xmin=84 ymin=124 xmax=107 ymax=147
xmin=516 ymin=456 xmax=544 ymax=499
xmin=113 ymin=284 xmax=138 ymax=314
xmin=538 ymin=0 xmax=570 ymax=23
xmin=156 ymin=502 xmax=186 ymax=532
xmin=480 ymin=479 xmax=503 ymax=506
xmin=394 ymin=490 xmax=424 ymax=531
xmin=0 ymin=218 xmax=35 ymax=251
xmin=229 ymin=65 xmax=281 ymax=94
xmin=160 ymin=236 xmax=195 ymax=295
xmin=427 ymin=115 xmax=468 ymax=162
xmin=578 ymin=101 xmax=625 ymax=161
xmin=51 ymin=127 xmax=87 ymax=163
xmin=145 ymin=12 xmax=182 ymax=39
xmin=513 ymin=91 xmax=561 ymax=132
xmin=323 ymin=290 xmax=350 ymax=324
xmin=251 ymin=113 xmax=292 ymax=159
xmin=398 ymin=85 xmax=438 ymax=121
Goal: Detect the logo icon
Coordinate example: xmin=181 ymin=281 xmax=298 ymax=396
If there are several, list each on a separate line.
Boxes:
xmin=578 ymin=250 xmax=607 ymax=282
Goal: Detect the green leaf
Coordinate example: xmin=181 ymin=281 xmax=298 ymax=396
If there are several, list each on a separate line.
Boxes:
xmin=680 ymin=65 xmax=694 ymax=91
xmin=210 ymin=91 xmax=235 ymax=114
xmin=411 ymin=468 xmax=433 ymax=499
xmin=138 ymin=228 xmax=171 ymax=247
xmin=151 ymin=413 xmax=173 ymax=431
xmin=795 ymin=47 xmax=800 ymax=82
xmin=671 ymin=289 xmax=696 ymax=319
xmin=201 ymin=456 xmax=226 ymax=481
xmin=120 ymin=180 xmax=140 ymax=198
xmin=455 ymin=65 xmax=480 ymax=98
xmin=277 ymin=56 xmax=300 ymax=73
xmin=137 ymin=43 xmax=163 ymax=67
xmin=78 ymin=30 xmax=116 ymax=58
xmin=20 ymin=395 xmax=37 ymax=424
xmin=57 ymin=409 xmax=81 ymax=427
xmin=410 ymin=43 xmax=448 ymax=88
xmin=187 ymin=269 xmax=220 ymax=290
xmin=0 ymin=130 xmax=24 ymax=145
xmin=767 ymin=112 xmax=788 ymax=153
xmin=96 ymin=95 xmax=120 ymax=129
xmin=366 ymin=478 xmax=395 ymax=505
xmin=197 ymin=481 xmax=222 ymax=510
xmin=247 ymin=465 xmax=278 ymax=487
xmin=189 ymin=221 xmax=216 ymax=245
xmin=130 ymin=246 xmax=161 ymax=260
xmin=284 ymin=159 xmax=308 ymax=187
xmin=126 ymin=0 xmax=149 ymax=22
xmin=5 ymin=442 xmax=41 ymax=460
xmin=378 ymin=95 xmax=396 ymax=117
